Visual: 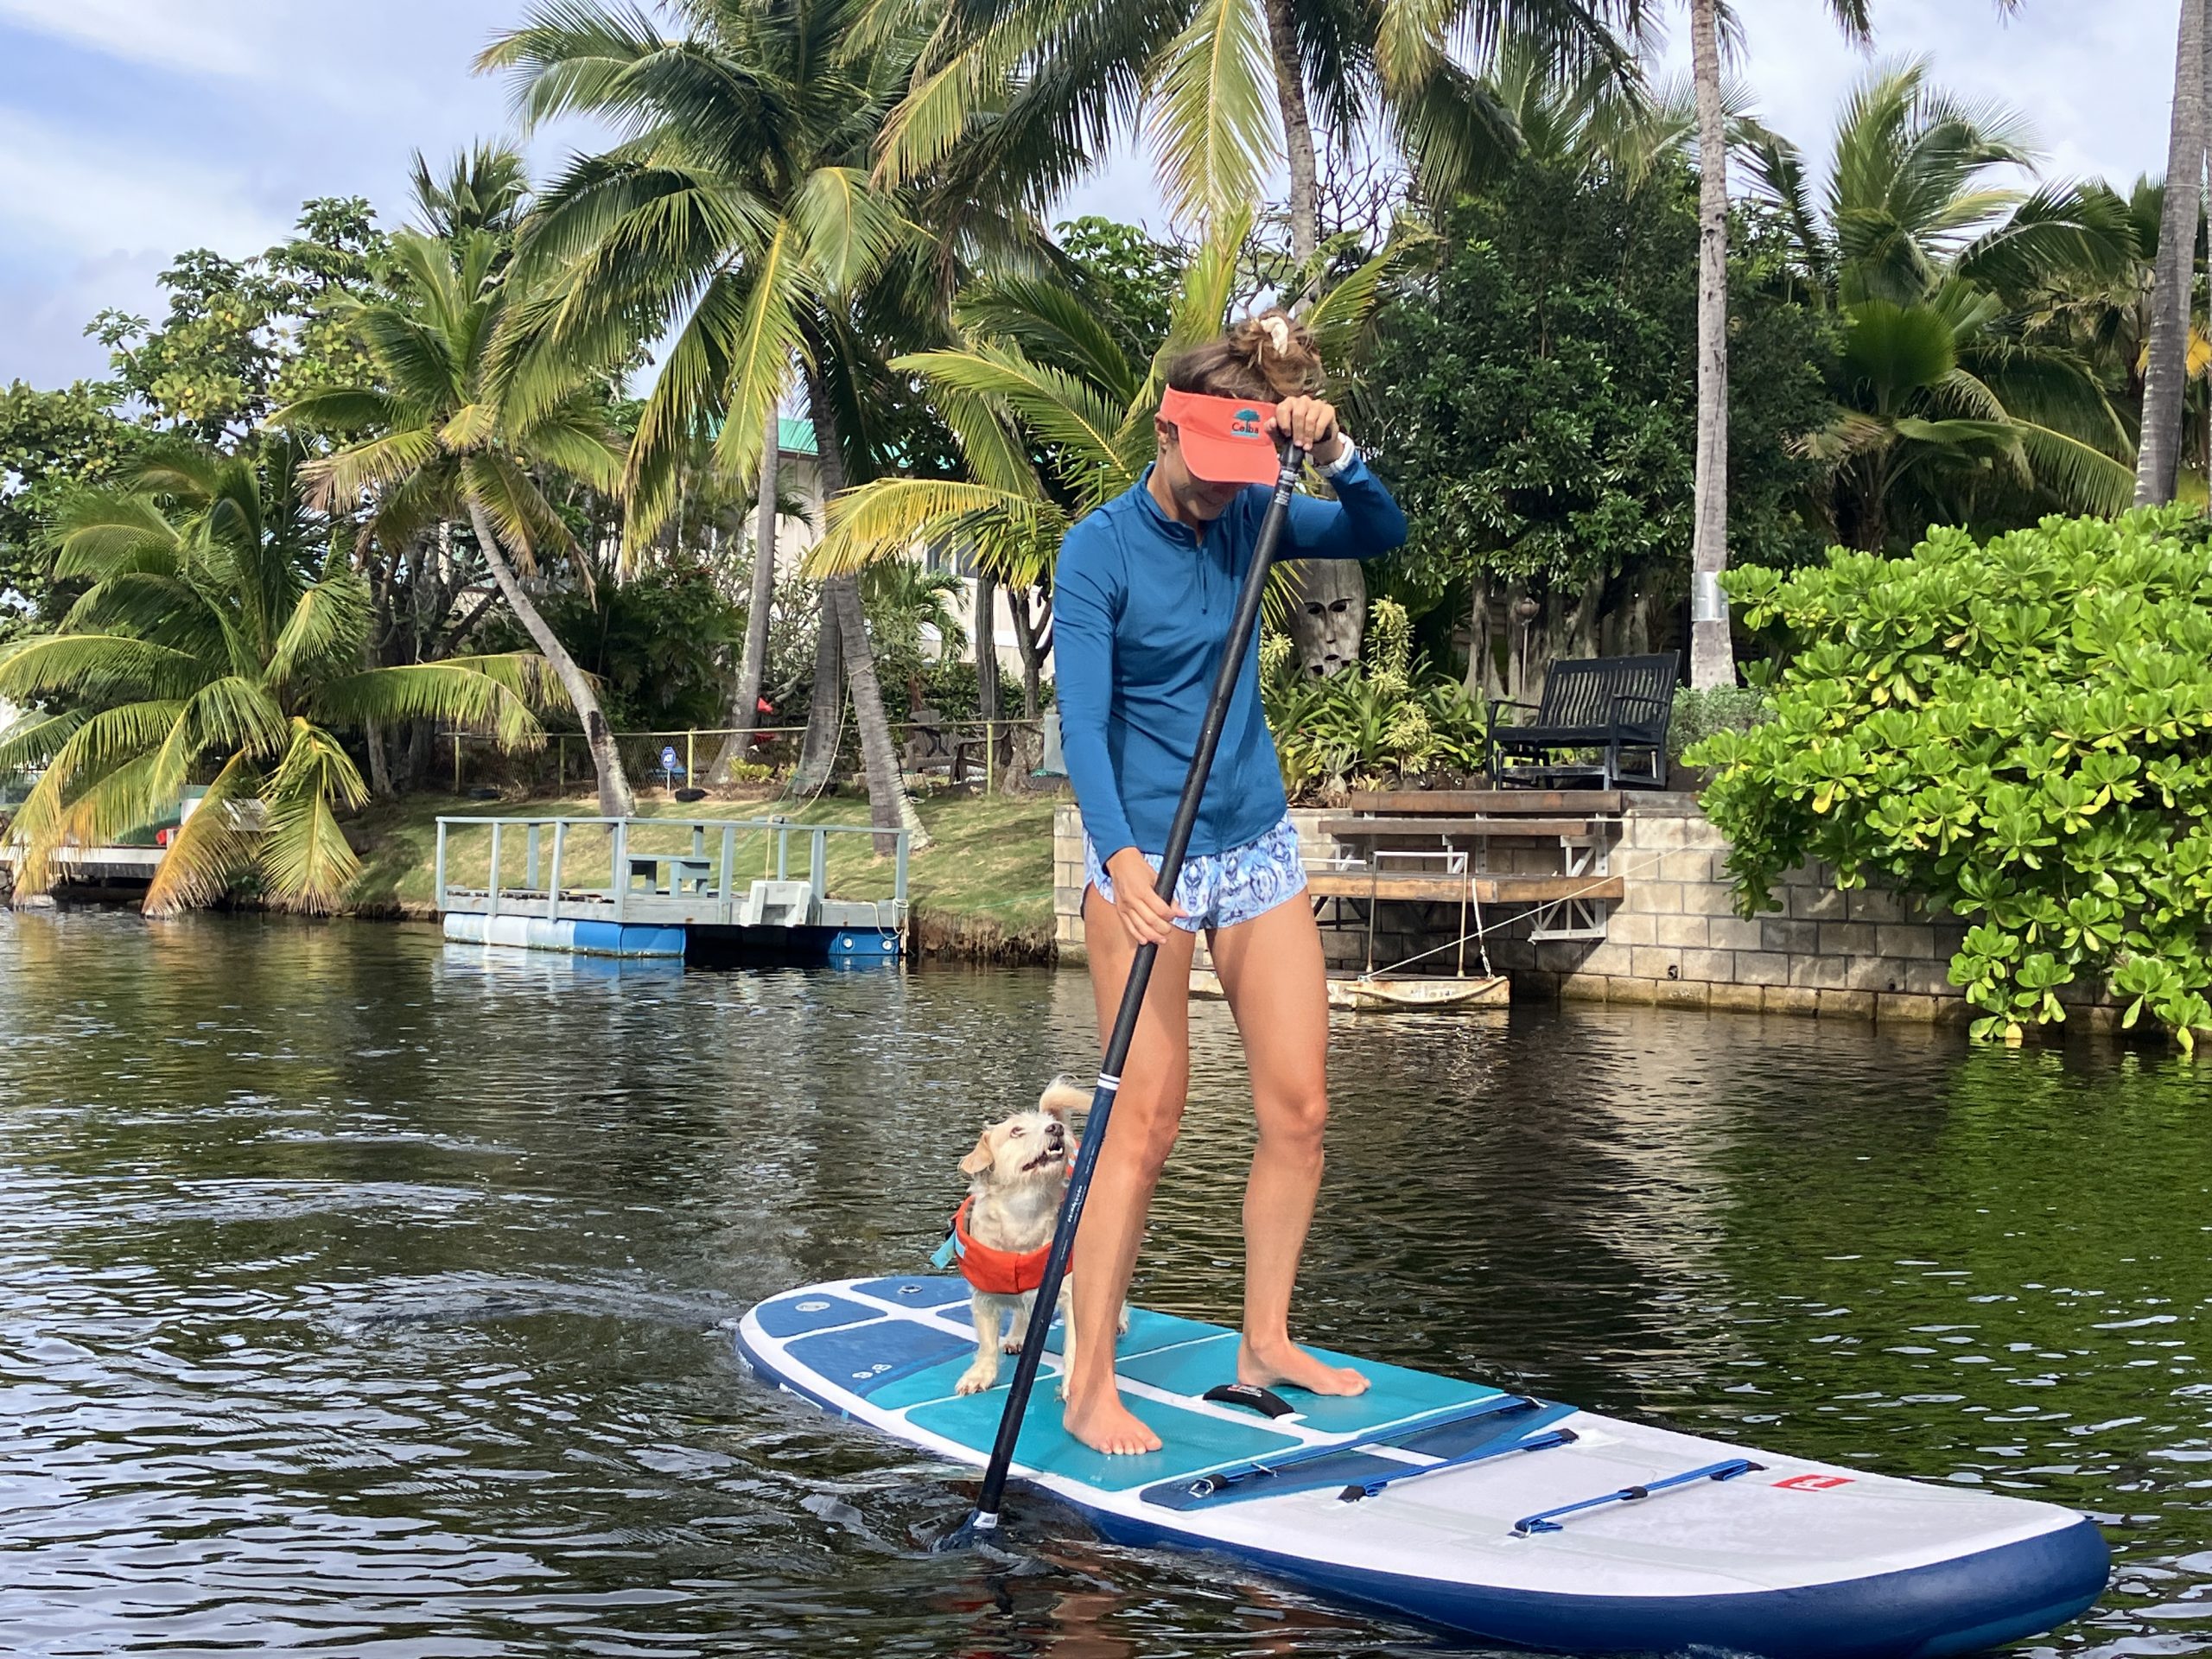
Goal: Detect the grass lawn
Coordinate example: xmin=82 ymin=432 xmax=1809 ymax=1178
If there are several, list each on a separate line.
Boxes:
xmin=345 ymin=786 xmax=1060 ymax=940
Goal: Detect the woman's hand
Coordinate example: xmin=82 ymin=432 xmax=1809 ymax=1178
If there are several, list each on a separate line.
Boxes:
xmin=1104 ymin=846 xmax=1184 ymax=948
xmin=1272 ymin=396 xmax=1344 ymax=467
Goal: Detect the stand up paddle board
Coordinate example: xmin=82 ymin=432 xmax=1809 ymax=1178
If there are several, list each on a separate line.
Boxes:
xmin=738 ymin=1274 xmax=2107 ymax=1657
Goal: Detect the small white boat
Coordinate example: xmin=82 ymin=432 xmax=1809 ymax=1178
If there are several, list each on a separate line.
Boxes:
xmin=1190 ymin=969 xmax=1510 ymax=1012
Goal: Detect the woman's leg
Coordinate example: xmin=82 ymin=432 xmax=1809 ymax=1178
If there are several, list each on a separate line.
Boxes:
xmin=1064 ymin=882 xmax=1198 ymax=1455
xmin=1209 ymin=896 xmax=1367 ymax=1395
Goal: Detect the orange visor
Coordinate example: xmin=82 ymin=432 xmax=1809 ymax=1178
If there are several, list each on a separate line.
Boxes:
xmin=1160 ymin=387 xmax=1282 ymax=486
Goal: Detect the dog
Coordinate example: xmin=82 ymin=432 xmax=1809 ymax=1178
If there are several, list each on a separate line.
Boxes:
xmin=949 ymin=1079 xmax=1123 ymax=1396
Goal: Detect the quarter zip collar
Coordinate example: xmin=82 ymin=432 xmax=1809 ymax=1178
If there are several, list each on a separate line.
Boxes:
xmin=1135 ymin=462 xmax=1202 ymax=545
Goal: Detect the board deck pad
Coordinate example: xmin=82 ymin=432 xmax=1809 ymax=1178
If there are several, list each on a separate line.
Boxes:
xmin=738 ymin=1275 xmax=2109 ymax=1658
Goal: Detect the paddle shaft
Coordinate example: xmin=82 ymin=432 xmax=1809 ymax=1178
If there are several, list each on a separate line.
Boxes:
xmin=972 ymin=445 xmax=1306 ymax=1527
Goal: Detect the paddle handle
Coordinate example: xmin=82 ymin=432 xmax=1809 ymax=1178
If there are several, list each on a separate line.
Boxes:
xmin=973 ymin=446 xmax=1306 ymax=1527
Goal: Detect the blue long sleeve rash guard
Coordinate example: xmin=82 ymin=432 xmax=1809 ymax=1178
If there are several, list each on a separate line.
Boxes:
xmin=1052 ymin=453 xmax=1408 ymax=862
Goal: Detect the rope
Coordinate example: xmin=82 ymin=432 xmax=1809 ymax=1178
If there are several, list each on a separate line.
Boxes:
xmin=1344 ymin=845 xmax=1675 ymax=982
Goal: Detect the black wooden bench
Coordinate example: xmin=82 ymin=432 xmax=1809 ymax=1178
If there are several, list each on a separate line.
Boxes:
xmin=1487 ymin=652 xmax=1677 ymax=791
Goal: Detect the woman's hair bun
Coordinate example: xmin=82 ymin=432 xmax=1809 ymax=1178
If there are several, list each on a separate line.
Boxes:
xmin=1165 ymin=308 xmax=1325 ymax=402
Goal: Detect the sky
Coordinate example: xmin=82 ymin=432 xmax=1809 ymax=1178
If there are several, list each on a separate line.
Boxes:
xmin=0 ymin=0 xmax=2186 ymax=391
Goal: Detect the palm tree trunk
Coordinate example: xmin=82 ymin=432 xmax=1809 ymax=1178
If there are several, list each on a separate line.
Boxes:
xmin=1262 ymin=0 xmax=1321 ymax=276
xmin=465 ymin=502 xmax=635 ymax=817
xmin=2139 ymin=0 xmax=2210 ymax=505
xmin=802 ymin=371 xmax=928 ymax=854
xmin=792 ymin=592 xmax=843 ymax=792
xmin=974 ymin=571 xmax=999 ymax=725
xmin=709 ymin=404 xmax=783 ymax=785
xmin=1688 ymin=0 xmax=1735 ymax=690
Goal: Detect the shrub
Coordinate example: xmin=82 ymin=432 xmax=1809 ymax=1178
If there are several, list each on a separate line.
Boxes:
xmin=1692 ymin=509 xmax=2212 ymax=1047
xmin=1670 ymin=685 xmax=1776 ymax=761
xmin=1266 ymin=599 xmax=1490 ymax=798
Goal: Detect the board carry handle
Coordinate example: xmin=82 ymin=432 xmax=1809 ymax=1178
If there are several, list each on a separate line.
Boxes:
xmin=970 ymin=442 xmax=1308 ymax=1532
xmin=1203 ymin=1382 xmax=1295 ymax=1419
xmin=1511 ymin=1457 xmax=1765 ymax=1535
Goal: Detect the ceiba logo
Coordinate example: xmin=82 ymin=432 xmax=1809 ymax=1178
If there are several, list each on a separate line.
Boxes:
xmin=1230 ymin=407 xmax=1263 ymax=437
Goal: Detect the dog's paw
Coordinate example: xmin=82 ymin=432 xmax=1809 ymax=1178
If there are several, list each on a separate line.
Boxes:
xmin=955 ymin=1364 xmax=995 ymax=1395
xmin=1116 ymin=1304 xmax=1132 ymax=1337
xmin=1001 ymin=1335 xmax=1024 ymax=1354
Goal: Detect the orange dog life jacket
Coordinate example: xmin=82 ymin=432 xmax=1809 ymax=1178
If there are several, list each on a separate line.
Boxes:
xmin=949 ymin=1196 xmax=1053 ymax=1295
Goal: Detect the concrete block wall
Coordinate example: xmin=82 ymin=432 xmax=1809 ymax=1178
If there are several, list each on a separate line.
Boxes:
xmin=1052 ymin=795 xmax=2123 ymax=1030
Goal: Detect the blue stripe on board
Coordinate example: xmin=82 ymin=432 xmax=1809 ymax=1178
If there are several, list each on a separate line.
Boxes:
xmin=753 ymin=1294 xmax=880 ymax=1338
xmin=906 ymin=1385 xmax=1301 ymax=1492
xmin=785 ymin=1319 xmax=974 ymax=1398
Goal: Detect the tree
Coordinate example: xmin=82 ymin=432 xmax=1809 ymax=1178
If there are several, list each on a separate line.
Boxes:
xmin=0 ymin=444 xmax=553 ymax=912
xmin=808 ymin=213 xmax=1388 ymax=629
xmin=1685 ymin=0 xmax=1744 ymax=689
xmin=2137 ymin=0 xmax=2210 ymax=505
xmin=871 ymin=0 xmax=1645 ymax=278
xmin=479 ymin=0 xmax=957 ymax=853
xmin=271 ymin=230 xmax=639 ymax=817
xmin=1746 ymin=62 xmax=2137 ymax=549
xmin=1363 ymin=159 xmax=1832 ymax=700
xmin=0 ymin=381 xmax=141 ymax=645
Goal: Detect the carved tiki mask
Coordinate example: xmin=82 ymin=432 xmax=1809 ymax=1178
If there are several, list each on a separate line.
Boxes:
xmin=1285 ymin=560 xmax=1367 ymax=678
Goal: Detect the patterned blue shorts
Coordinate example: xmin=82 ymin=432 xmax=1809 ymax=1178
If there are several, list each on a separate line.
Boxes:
xmin=1084 ymin=813 xmax=1308 ymax=933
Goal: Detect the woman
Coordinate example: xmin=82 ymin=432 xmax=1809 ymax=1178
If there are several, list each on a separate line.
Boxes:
xmin=1052 ymin=310 xmax=1408 ymax=1455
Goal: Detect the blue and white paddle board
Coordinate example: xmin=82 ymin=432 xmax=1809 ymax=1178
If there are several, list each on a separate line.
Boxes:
xmin=737 ymin=1274 xmax=2107 ymax=1657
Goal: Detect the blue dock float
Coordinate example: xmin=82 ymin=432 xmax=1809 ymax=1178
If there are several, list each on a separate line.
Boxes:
xmin=435 ymin=814 xmax=907 ymax=968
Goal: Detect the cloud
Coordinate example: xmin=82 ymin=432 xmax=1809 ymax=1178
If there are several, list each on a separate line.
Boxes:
xmin=0 ymin=105 xmax=282 ymax=265
xmin=0 ymin=0 xmax=283 ymax=79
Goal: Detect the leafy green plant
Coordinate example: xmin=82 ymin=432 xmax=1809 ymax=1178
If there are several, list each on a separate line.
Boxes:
xmin=1694 ymin=507 xmax=2212 ymax=1047
xmin=1670 ymin=684 xmax=1776 ymax=761
xmin=1265 ymin=598 xmax=1489 ymax=798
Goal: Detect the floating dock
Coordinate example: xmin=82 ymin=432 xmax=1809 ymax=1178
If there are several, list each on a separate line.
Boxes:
xmin=435 ymin=814 xmax=906 ymax=966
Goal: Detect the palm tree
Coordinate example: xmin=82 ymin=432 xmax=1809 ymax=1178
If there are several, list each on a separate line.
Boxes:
xmin=477 ymin=0 xmax=957 ymax=853
xmin=871 ymin=0 xmax=1647 ymax=283
xmin=807 ymin=214 xmax=1387 ymax=610
xmin=2138 ymin=0 xmax=2209 ymax=505
xmin=271 ymin=230 xmax=638 ymax=817
xmin=1746 ymin=62 xmax=2136 ymax=548
xmin=0 ymin=444 xmax=553 ymax=912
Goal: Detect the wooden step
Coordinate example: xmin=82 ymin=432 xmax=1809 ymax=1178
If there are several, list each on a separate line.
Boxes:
xmin=1319 ymin=816 xmax=1599 ymax=840
xmin=1344 ymin=789 xmax=1624 ymax=816
xmin=1307 ymin=872 xmax=1624 ymax=905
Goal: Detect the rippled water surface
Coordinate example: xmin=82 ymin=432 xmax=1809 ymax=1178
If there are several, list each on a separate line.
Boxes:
xmin=3 ymin=910 xmax=2209 ymax=1656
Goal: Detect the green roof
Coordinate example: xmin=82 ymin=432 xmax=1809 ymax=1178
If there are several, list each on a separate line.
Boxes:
xmin=779 ymin=416 xmax=817 ymax=456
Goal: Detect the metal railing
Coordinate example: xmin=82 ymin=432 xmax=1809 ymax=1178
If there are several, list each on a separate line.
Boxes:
xmin=433 ymin=813 xmax=910 ymax=928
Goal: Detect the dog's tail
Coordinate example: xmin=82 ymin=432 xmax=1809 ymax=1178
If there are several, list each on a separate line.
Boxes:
xmin=1038 ymin=1075 xmax=1092 ymax=1122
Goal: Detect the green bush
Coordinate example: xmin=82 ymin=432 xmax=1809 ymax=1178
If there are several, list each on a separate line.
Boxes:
xmin=1670 ymin=685 xmax=1776 ymax=761
xmin=1265 ymin=599 xmax=1490 ymax=798
xmin=1692 ymin=509 xmax=2212 ymax=1047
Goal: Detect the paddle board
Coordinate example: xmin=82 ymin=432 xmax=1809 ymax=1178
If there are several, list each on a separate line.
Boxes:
xmin=737 ymin=1274 xmax=2107 ymax=1657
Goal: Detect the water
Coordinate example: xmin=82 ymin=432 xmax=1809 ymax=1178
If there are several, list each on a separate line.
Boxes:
xmin=1 ymin=910 xmax=2208 ymax=1656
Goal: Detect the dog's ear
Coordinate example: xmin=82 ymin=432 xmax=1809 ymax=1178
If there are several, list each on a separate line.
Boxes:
xmin=1038 ymin=1078 xmax=1089 ymax=1124
xmin=958 ymin=1128 xmax=995 ymax=1177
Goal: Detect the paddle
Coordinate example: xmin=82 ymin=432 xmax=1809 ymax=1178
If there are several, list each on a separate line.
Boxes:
xmin=969 ymin=439 xmax=1309 ymax=1534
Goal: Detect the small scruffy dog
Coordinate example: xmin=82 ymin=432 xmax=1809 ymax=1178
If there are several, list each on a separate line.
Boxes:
xmin=950 ymin=1079 xmax=1101 ymax=1396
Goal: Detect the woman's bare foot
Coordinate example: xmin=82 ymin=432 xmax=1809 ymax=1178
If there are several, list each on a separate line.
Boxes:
xmin=1062 ymin=1382 xmax=1162 ymax=1455
xmin=1239 ymin=1337 xmax=1370 ymax=1396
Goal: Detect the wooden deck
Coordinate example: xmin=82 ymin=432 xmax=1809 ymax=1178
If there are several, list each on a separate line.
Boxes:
xmin=1307 ymin=871 xmax=1624 ymax=905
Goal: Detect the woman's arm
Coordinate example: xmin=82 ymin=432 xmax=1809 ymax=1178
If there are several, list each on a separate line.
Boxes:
xmin=1280 ymin=450 xmax=1408 ymax=561
xmin=1051 ymin=521 xmax=1138 ymax=861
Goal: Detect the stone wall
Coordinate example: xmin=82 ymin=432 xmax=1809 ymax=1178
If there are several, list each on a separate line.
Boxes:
xmin=1049 ymin=795 xmax=2121 ymax=1030
xmin=1481 ymin=793 xmax=1974 ymax=1025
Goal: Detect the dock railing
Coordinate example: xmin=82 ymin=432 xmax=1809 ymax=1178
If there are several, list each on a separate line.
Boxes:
xmin=434 ymin=814 xmax=910 ymax=932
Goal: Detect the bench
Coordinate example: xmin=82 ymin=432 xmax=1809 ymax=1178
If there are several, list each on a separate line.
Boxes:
xmin=1488 ymin=653 xmax=1677 ymax=791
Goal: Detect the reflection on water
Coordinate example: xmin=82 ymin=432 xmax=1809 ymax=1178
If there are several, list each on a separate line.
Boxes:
xmin=1 ymin=909 xmax=2207 ymax=1656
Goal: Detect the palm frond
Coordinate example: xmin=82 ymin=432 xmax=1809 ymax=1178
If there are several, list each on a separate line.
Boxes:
xmin=310 ymin=658 xmax=554 ymax=752
xmin=257 ymin=719 xmax=368 ymax=913
xmin=1147 ymin=0 xmax=1278 ymax=229
xmin=141 ymin=750 xmax=263 ymax=918
xmin=269 ymin=567 xmax=374 ymax=691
